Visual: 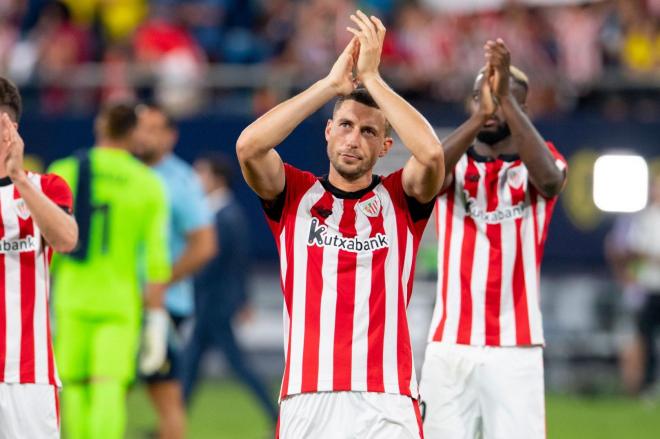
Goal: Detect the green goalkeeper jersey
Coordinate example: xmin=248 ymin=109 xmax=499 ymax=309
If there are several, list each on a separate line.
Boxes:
xmin=48 ymin=147 xmax=171 ymax=322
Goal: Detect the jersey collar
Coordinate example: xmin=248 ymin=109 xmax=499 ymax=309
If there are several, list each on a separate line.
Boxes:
xmin=320 ymin=175 xmax=381 ymax=199
xmin=468 ymin=146 xmax=520 ymax=163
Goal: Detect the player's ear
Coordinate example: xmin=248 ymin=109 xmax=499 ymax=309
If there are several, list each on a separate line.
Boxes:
xmin=325 ymin=119 xmax=332 ymax=142
xmin=378 ymin=137 xmax=393 ymax=158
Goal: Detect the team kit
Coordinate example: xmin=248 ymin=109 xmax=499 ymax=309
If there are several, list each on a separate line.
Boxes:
xmin=0 ymin=10 xmax=567 ymax=439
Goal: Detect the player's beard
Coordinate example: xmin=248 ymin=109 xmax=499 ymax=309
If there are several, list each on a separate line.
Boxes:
xmin=476 ymin=123 xmax=511 ymax=145
xmin=329 ymin=152 xmax=376 ymax=182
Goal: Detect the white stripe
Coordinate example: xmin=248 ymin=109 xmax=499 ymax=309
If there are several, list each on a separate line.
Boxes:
xmin=401 ymin=230 xmax=413 ymax=307
xmin=427 ymin=199 xmax=446 ymax=341
xmin=2 ymin=186 xmax=21 ymax=382
xmin=30 ymin=175 xmax=48 ymax=383
xmin=376 ymin=186 xmax=399 ymax=394
xmin=286 ymin=183 xmax=325 ymax=395
xmin=443 ymin=178 xmax=466 ymax=344
xmin=33 ymin=241 xmax=48 ymax=383
xmin=499 ymin=214 xmax=518 ymax=346
xmin=351 ymin=202 xmax=372 ymax=390
xmin=279 ymin=230 xmax=288 ymax=357
xmin=535 ymin=195 xmax=547 ymax=247
xmin=470 ymin=168 xmax=490 ymax=345
xmin=316 ymin=197 xmax=342 ymax=391
xmin=522 ymin=200 xmax=544 ymax=344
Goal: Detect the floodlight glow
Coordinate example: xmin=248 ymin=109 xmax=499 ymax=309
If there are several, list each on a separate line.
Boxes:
xmin=593 ymin=154 xmax=648 ymax=212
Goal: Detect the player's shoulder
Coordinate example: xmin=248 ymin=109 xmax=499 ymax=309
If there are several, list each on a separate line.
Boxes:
xmin=283 ymin=163 xmax=318 ymax=186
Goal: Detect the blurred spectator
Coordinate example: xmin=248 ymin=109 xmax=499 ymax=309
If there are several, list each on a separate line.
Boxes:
xmin=133 ymin=6 xmax=207 ymax=116
xmin=621 ymin=173 xmax=660 ymax=395
xmin=182 ymin=152 xmax=278 ymax=425
xmin=0 ymin=0 xmax=657 ymax=117
xmin=63 ymin=0 xmax=147 ymax=42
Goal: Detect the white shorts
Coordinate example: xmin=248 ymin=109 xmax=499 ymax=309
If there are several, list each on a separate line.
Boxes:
xmin=419 ymin=343 xmax=545 ymax=439
xmin=277 ymin=391 xmax=423 ymax=439
xmin=0 ymin=383 xmax=60 ymax=439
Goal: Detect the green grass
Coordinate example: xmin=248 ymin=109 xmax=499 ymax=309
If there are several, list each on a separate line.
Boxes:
xmin=126 ymin=380 xmax=660 ymax=438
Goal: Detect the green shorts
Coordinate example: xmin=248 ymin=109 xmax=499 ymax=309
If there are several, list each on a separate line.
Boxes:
xmin=55 ymin=314 xmax=140 ymax=383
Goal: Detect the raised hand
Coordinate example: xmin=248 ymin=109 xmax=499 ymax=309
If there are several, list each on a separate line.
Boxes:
xmin=346 ymin=10 xmax=385 ymax=83
xmin=1 ymin=113 xmax=25 ymax=182
xmin=326 ymin=36 xmax=359 ymax=96
xmin=478 ymin=65 xmax=498 ymax=118
xmin=484 ymin=38 xmax=511 ymax=98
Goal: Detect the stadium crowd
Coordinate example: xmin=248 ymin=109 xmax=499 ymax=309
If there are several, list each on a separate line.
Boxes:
xmin=0 ymin=0 xmax=657 ymax=116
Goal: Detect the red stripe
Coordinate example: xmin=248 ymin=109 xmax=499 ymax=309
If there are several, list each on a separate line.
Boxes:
xmin=300 ymin=192 xmax=333 ymax=393
xmin=531 ymin=192 xmax=540 ymax=268
xmin=456 ymin=159 xmax=480 ymax=345
xmin=333 ymin=199 xmax=357 ymax=390
xmin=509 ymin=177 xmax=531 ymax=345
xmin=457 ymin=217 xmax=476 ymax=345
xmin=17 ymin=192 xmax=36 ymax=383
xmin=413 ymin=399 xmax=424 ymax=439
xmin=512 ymin=217 xmax=531 ymax=345
xmin=484 ymin=161 xmax=503 ymax=345
xmin=44 ymin=251 xmax=56 ymax=386
xmin=279 ymin=188 xmax=307 ymax=399
xmin=395 ymin=204 xmax=412 ymax=395
xmin=0 ymin=199 xmax=5 ymax=382
xmin=54 ymin=386 xmax=60 ymax=428
xmin=432 ymin=185 xmax=454 ymax=342
xmin=366 ymin=208 xmax=386 ymax=393
xmin=275 ymin=413 xmax=280 ymax=439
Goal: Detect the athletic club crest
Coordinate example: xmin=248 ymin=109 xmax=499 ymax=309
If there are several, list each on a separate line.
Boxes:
xmin=357 ymin=195 xmax=381 ymax=218
xmin=14 ymin=199 xmax=31 ymax=220
xmin=507 ymin=168 xmax=524 ymax=189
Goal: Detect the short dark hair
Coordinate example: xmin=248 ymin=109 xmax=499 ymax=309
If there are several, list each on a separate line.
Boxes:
xmin=333 ymin=88 xmax=391 ymax=136
xmin=137 ymin=102 xmax=176 ymax=129
xmin=96 ymin=102 xmax=137 ymax=141
xmin=196 ymin=151 xmax=235 ymax=187
xmin=0 ymin=77 xmax=22 ymax=122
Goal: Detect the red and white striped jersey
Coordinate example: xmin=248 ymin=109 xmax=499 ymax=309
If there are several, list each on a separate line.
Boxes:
xmin=263 ymin=164 xmax=434 ymax=400
xmin=428 ymin=143 xmax=566 ymax=347
xmin=0 ymin=172 xmax=72 ymax=387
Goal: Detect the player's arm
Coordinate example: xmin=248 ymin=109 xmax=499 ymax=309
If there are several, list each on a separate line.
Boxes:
xmin=236 ymin=37 xmax=360 ymax=200
xmin=487 ymin=39 xmax=565 ymax=197
xmin=169 ymin=226 xmax=216 ymax=284
xmin=438 ymin=71 xmax=497 ymax=191
xmin=1 ymin=114 xmax=78 ymax=253
xmin=348 ymin=12 xmax=443 ymax=203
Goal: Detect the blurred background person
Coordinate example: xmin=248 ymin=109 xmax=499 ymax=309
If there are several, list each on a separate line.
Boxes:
xmin=621 ymin=173 xmax=660 ymax=396
xmin=48 ymin=102 xmax=170 ymax=439
xmin=134 ymin=103 xmax=216 ymax=439
xmin=182 ymin=151 xmax=278 ymax=425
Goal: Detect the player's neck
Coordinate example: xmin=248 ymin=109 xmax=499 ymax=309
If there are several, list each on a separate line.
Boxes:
xmin=327 ymin=167 xmax=374 ymax=193
xmin=96 ymin=138 xmax=131 ymax=152
xmin=473 ymin=137 xmax=516 ymax=158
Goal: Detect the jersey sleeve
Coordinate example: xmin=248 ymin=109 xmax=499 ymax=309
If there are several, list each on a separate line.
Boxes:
xmin=40 ymin=173 xmax=74 ymax=213
xmin=381 ymin=169 xmax=436 ymax=238
xmin=143 ymin=177 xmax=172 ymax=284
xmin=260 ymin=163 xmax=318 ymax=231
xmin=546 ymin=141 xmax=568 ymax=173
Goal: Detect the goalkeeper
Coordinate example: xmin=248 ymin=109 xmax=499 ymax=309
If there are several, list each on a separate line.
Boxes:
xmin=48 ymin=103 xmax=171 ymax=439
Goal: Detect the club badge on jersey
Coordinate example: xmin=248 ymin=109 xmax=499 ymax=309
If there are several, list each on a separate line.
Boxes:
xmin=14 ymin=199 xmax=31 ymax=220
xmin=357 ymin=194 xmax=382 ymax=217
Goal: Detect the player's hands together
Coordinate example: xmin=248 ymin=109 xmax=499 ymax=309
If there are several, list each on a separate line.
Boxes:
xmin=325 ymin=37 xmax=359 ymax=96
xmin=347 ymin=10 xmax=386 ymax=83
xmin=1 ymin=113 xmax=26 ymax=183
xmin=477 ymin=65 xmax=498 ymax=119
xmin=484 ymin=38 xmax=511 ymax=98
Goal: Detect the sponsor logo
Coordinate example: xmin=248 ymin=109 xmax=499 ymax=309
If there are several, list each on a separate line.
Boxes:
xmin=357 ymin=195 xmax=381 ymax=218
xmin=14 ymin=199 xmax=30 ymax=220
xmin=0 ymin=236 xmax=37 ymax=253
xmin=307 ymin=218 xmax=389 ymax=252
xmin=465 ymin=195 xmax=527 ymax=224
